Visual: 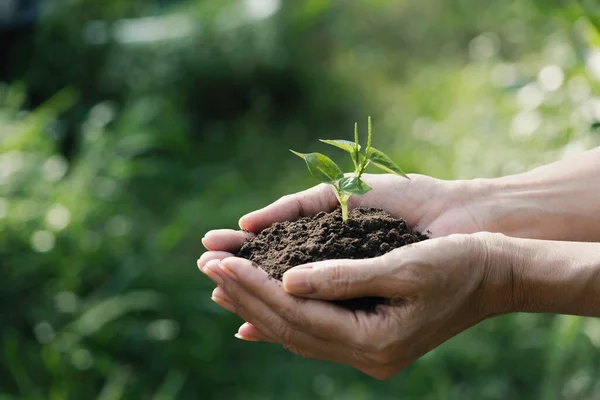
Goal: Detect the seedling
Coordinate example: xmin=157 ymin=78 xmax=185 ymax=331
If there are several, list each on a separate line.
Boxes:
xmin=291 ymin=117 xmax=409 ymax=222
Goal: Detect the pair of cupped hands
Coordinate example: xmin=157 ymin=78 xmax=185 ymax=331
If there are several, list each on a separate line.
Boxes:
xmin=199 ymin=174 xmax=517 ymax=379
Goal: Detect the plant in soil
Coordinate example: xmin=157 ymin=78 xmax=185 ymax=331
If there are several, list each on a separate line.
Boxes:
xmin=290 ymin=116 xmax=409 ymax=222
xmin=237 ymin=118 xmax=427 ymax=311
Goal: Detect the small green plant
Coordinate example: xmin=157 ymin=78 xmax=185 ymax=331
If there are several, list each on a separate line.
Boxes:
xmin=291 ymin=116 xmax=409 ymax=222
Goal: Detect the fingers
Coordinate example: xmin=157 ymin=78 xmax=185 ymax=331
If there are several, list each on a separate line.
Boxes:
xmin=239 ymin=184 xmax=339 ymax=232
xmin=282 ymin=253 xmax=406 ymax=300
xmin=219 ymin=257 xmax=364 ymax=344
xmin=197 ymin=251 xmax=234 ymax=271
xmin=202 ymin=259 xmax=355 ymax=363
xmin=200 ymin=258 xmax=411 ymax=379
xmin=211 ymin=285 xmax=237 ymax=313
xmin=212 ymin=282 xmax=276 ymax=342
xmin=202 ymin=229 xmax=254 ymax=252
xmin=236 ymin=322 xmax=276 ymax=343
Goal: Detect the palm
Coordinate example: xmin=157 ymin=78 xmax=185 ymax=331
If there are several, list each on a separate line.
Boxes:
xmin=347 ymin=174 xmax=482 ymax=238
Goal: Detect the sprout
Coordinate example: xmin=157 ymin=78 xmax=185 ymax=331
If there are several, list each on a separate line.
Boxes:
xmin=291 ymin=117 xmax=408 ymax=222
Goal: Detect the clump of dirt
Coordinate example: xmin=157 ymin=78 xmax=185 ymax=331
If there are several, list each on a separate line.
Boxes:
xmin=236 ymin=207 xmax=427 ymax=311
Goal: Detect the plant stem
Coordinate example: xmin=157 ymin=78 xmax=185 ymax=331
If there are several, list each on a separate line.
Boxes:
xmin=340 ymin=199 xmax=348 ymax=222
xmin=332 ymin=186 xmax=349 ymax=222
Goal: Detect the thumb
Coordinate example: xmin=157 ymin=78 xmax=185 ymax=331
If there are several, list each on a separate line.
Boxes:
xmin=282 ymin=256 xmax=397 ymax=300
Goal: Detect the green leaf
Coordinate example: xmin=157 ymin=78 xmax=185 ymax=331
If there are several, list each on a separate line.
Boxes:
xmin=339 ymin=176 xmax=372 ymax=195
xmin=353 ymin=123 xmax=360 ymax=166
xmin=368 ymin=147 xmax=409 ymax=178
xmin=290 ymin=150 xmax=344 ymax=183
xmin=366 ymin=116 xmax=372 ymax=153
xmin=319 ymin=139 xmax=361 ymax=154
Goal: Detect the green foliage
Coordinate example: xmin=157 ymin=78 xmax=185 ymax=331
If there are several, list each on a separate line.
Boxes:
xmin=292 ymin=117 xmax=407 ymax=221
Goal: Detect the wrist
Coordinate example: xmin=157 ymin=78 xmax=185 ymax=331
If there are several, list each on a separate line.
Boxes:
xmin=469 ymin=232 xmax=520 ymax=317
xmin=466 ymin=168 xmax=600 ymax=241
xmin=510 ymin=239 xmax=600 ymax=316
xmin=481 ymin=236 xmax=600 ymax=317
xmin=458 ymin=174 xmax=571 ymax=240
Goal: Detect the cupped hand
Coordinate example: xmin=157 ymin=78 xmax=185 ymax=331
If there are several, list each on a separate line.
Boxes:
xmin=198 ymin=173 xmax=503 ymax=378
xmin=201 ymin=173 xmax=488 ymax=256
xmin=198 ymin=232 xmax=515 ymax=379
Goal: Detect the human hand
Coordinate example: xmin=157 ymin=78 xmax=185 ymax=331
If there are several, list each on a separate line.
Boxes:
xmin=240 ymin=173 xmax=484 ymax=238
xmin=198 ymin=232 xmax=515 ymax=379
xmin=201 ymin=173 xmax=489 ymax=257
xmin=198 ymin=173 xmax=495 ymax=377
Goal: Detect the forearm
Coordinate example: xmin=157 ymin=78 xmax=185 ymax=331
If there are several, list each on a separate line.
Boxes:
xmin=475 ymin=147 xmax=600 ymax=241
xmin=500 ymin=237 xmax=600 ymax=317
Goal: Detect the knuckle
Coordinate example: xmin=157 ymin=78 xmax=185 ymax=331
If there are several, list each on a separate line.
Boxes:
xmin=363 ymin=346 xmax=392 ymax=366
xmin=470 ymin=231 xmax=506 ymax=244
xmin=278 ymin=193 xmax=295 ymax=204
xmin=278 ymin=303 xmax=306 ymax=328
xmin=350 ymin=314 xmax=381 ymax=348
xmin=352 ymin=329 xmax=372 ymax=349
xmin=274 ymin=322 xmax=295 ymax=345
xmin=282 ymin=343 xmax=312 ymax=359
xmin=368 ymin=367 xmax=398 ymax=380
xmin=362 ymin=333 xmax=401 ymax=366
xmin=442 ymin=232 xmax=472 ymax=245
xmin=322 ymin=263 xmax=352 ymax=297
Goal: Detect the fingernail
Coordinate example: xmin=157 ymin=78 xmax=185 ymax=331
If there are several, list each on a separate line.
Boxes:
xmin=283 ymin=266 xmax=314 ymax=294
xmin=238 ymin=323 xmax=265 ymax=342
xmin=204 ymin=260 xmax=224 ymax=285
xmin=197 ymin=257 xmax=210 ymax=273
xmin=220 ymin=261 xmax=238 ymax=282
xmin=235 ymin=333 xmax=261 ymax=342
xmin=212 ymin=287 xmax=232 ymax=303
xmin=201 ymin=236 xmax=211 ymax=251
xmin=212 ymin=296 xmax=236 ymax=313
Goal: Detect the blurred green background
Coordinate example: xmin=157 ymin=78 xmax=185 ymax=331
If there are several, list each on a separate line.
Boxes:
xmin=2 ymin=0 xmax=600 ymax=398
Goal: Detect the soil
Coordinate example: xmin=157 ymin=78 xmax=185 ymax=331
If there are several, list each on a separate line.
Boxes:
xmin=236 ymin=207 xmax=427 ymax=311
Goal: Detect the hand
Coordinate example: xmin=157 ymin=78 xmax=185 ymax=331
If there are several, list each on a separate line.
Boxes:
xmin=198 ymin=173 xmax=495 ymax=377
xmin=198 ymin=232 xmax=514 ymax=379
xmin=200 ymin=173 xmax=489 ymax=261
xmin=222 ymin=173 xmax=487 ymax=240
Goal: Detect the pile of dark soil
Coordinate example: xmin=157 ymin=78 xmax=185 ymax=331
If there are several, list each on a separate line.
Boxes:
xmin=237 ymin=207 xmax=427 ymax=311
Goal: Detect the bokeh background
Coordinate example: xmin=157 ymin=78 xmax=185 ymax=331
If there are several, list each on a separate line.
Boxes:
xmin=2 ymin=0 xmax=600 ymax=398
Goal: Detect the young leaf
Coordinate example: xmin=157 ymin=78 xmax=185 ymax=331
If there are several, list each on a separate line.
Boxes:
xmin=319 ymin=139 xmax=361 ymax=154
xmin=290 ymin=150 xmax=344 ymax=183
xmin=339 ymin=176 xmax=372 ymax=195
xmin=353 ymin=122 xmax=360 ymax=166
xmin=357 ymin=117 xmax=373 ymax=176
xmin=366 ymin=116 xmax=373 ymax=155
xmin=368 ymin=147 xmax=409 ymax=178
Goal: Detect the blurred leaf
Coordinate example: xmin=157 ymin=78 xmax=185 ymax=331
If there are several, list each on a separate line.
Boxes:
xmin=96 ymin=366 xmax=130 ymax=400
xmin=1 ymin=87 xmax=78 ymax=152
xmin=151 ymin=370 xmax=186 ymax=400
xmin=69 ymin=291 xmax=163 ymax=337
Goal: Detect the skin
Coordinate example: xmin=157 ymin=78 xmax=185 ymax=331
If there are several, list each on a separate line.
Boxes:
xmin=198 ymin=147 xmax=600 ymax=380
